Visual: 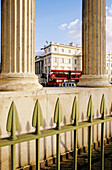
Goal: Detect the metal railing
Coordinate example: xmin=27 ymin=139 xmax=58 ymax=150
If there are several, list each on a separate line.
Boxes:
xmin=0 ymin=94 xmax=111 ymax=170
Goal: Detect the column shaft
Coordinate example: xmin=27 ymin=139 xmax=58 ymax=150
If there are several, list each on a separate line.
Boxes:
xmin=78 ymin=0 xmax=110 ymax=87
xmin=0 ymin=0 xmax=42 ymax=91
xmin=1 ymin=0 xmax=35 ymax=74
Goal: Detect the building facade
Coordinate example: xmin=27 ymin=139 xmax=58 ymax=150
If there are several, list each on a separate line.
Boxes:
xmin=35 ymin=42 xmax=112 ymax=84
xmin=35 ymin=42 xmax=82 ymax=83
xmin=106 ymin=53 xmax=112 ymax=82
xmin=35 ymin=56 xmax=44 ymax=83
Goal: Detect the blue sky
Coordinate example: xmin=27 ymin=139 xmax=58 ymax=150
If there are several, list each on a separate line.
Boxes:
xmin=35 ymin=0 xmax=112 ymax=54
xmin=0 ymin=1 xmax=112 ymax=57
xmin=35 ymin=0 xmax=82 ymax=54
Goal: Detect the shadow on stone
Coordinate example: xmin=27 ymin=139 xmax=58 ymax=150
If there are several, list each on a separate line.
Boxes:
xmin=43 ymin=119 xmax=46 ymax=160
xmin=26 ymin=121 xmax=31 ymax=165
xmin=50 ymin=118 xmax=54 ymax=157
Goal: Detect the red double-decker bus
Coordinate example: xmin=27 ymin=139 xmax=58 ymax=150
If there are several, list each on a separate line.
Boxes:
xmin=48 ymin=70 xmax=82 ymax=87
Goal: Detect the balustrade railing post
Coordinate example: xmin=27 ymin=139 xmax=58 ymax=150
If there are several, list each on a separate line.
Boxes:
xmin=54 ymin=98 xmax=62 ymax=170
xmin=74 ymin=129 xmax=77 ymax=170
xmin=36 ymin=138 xmax=40 ymax=170
xmin=32 ymin=100 xmax=43 ymax=170
xmin=88 ymin=126 xmax=92 ymax=170
xmin=57 ymin=133 xmax=60 ymax=170
xmin=87 ymin=96 xmax=93 ymax=170
xmin=72 ymin=97 xmax=79 ymax=170
xmin=6 ymin=102 xmax=19 ymax=170
xmin=100 ymin=94 xmax=106 ymax=170
xmin=2 ymin=95 xmax=110 ymax=170
xmin=11 ymin=145 xmax=16 ymax=170
xmin=101 ymin=122 xmax=104 ymax=170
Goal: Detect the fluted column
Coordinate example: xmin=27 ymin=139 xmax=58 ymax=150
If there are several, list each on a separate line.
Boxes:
xmin=77 ymin=0 xmax=110 ymax=87
xmin=0 ymin=0 xmax=42 ymax=91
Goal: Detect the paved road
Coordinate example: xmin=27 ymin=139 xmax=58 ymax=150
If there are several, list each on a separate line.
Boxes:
xmin=40 ymin=142 xmax=112 ymax=170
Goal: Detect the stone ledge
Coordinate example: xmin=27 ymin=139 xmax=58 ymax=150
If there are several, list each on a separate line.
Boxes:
xmin=77 ymin=75 xmax=111 ymax=87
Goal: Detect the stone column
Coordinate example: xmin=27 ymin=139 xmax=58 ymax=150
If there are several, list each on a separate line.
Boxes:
xmin=77 ymin=0 xmax=110 ymax=87
xmin=1 ymin=0 xmax=42 ymax=91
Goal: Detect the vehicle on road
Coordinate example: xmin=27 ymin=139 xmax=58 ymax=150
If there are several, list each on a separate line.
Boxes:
xmin=48 ymin=70 xmax=82 ymax=87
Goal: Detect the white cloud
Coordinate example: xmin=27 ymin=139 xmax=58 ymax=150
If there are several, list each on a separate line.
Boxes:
xmin=58 ymin=3 xmax=112 ymax=52
xmin=58 ymin=19 xmax=81 ymax=44
xmin=68 ymin=21 xmax=82 ymax=43
xmin=58 ymin=19 xmax=79 ymax=31
xmin=68 ymin=19 xmax=79 ymax=29
xmin=35 ymin=50 xmax=43 ymax=56
xmin=106 ymin=4 xmax=112 ymax=52
xmin=59 ymin=23 xmax=67 ymax=30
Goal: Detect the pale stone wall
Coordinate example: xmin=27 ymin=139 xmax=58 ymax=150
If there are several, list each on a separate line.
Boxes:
xmin=0 ymin=87 xmax=112 ymax=169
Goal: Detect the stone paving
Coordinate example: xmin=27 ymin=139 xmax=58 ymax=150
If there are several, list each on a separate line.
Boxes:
xmin=40 ymin=142 xmax=112 ymax=170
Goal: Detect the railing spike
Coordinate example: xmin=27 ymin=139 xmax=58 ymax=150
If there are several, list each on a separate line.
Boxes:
xmin=32 ymin=100 xmax=43 ymax=134
xmin=87 ymin=95 xmax=93 ymax=122
xmin=6 ymin=101 xmax=19 ymax=139
xmin=87 ymin=95 xmax=93 ymax=170
xmin=32 ymin=100 xmax=43 ymax=170
xmin=100 ymin=94 xmax=106 ymax=170
xmin=6 ymin=101 xmax=19 ymax=170
xmin=54 ymin=98 xmax=62 ymax=170
xmin=100 ymin=94 xmax=106 ymax=119
xmin=54 ymin=98 xmax=62 ymax=129
xmin=72 ymin=97 xmax=79 ymax=125
xmin=72 ymin=97 xmax=79 ymax=170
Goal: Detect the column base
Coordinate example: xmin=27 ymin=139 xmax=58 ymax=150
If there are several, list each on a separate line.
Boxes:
xmin=77 ymin=75 xmax=111 ymax=87
xmin=0 ymin=73 xmax=43 ymax=91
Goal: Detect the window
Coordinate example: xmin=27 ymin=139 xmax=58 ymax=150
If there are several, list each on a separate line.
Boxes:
xmin=48 ymin=66 xmax=50 ymax=73
xmin=69 ymin=50 xmax=71 ymax=53
xmin=45 ymin=49 xmax=47 ymax=53
xmin=48 ymin=48 xmax=50 ymax=52
xmin=61 ymin=67 xmax=64 ymax=70
xmin=111 ymin=70 xmax=112 ymax=74
xmin=74 ymin=67 xmax=77 ymax=70
xmin=54 ymin=57 xmax=57 ymax=62
xmin=45 ymin=59 xmax=46 ymax=64
xmin=107 ymin=63 xmax=109 ymax=67
xmin=62 ymin=58 xmax=64 ymax=63
xmin=75 ymin=51 xmax=77 ymax=55
xmin=74 ymin=59 xmax=77 ymax=64
xmin=54 ymin=48 xmax=57 ymax=51
xmin=47 ymin=58 xmax=50 ymax=63
xmin=68 ymin=67 xmax=71 ymax=70
xmin=69 ymin=59 xmax=71 ymax=64
xmin=45 ymin=67 xmax=47 ymax=73
xmin=62 ymin=49 xmax=64 ymax=52
xmin=111 ymin=63 xmax=112 ymax=67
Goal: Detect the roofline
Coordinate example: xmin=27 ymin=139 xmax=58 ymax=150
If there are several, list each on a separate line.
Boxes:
xmin=43 ymin=43 xmax=82 ymax=50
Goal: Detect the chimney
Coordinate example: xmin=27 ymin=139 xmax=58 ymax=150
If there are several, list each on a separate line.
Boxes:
xmin=69 ymin=42 xmax=74 ymax=46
